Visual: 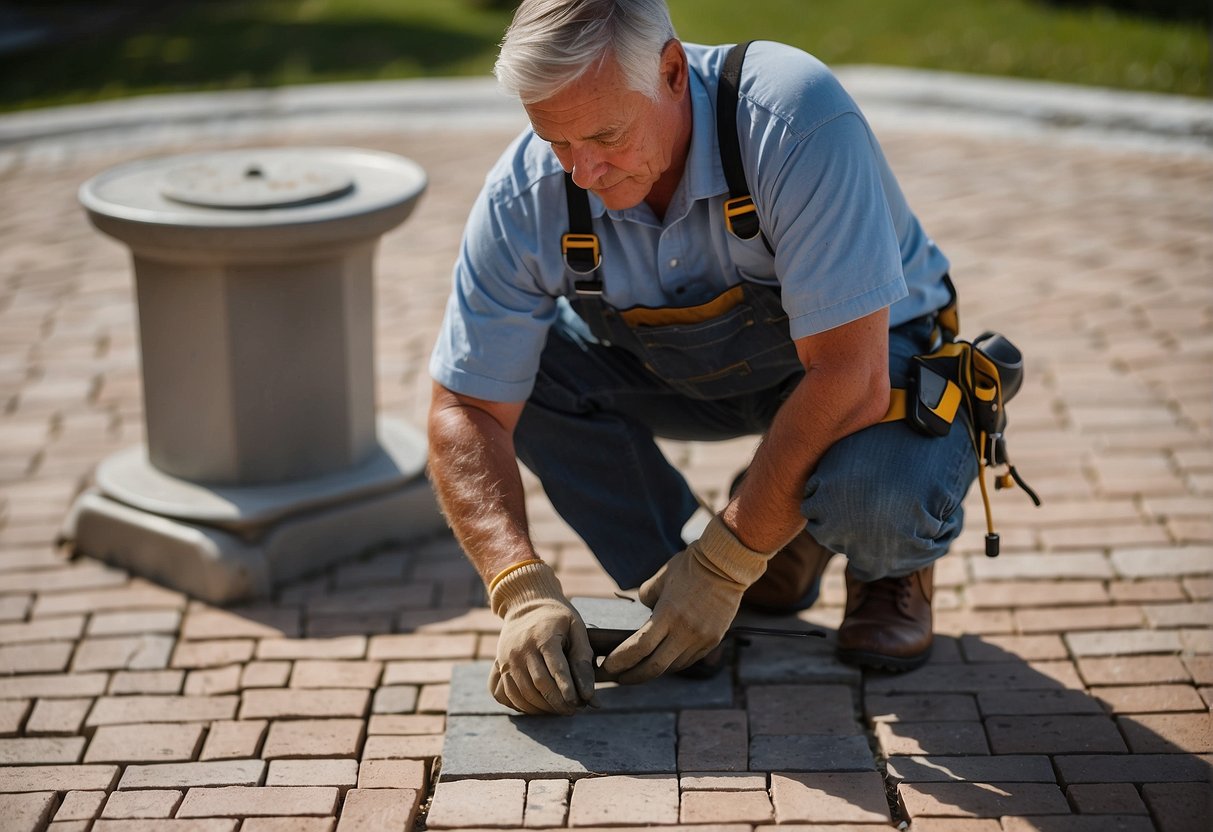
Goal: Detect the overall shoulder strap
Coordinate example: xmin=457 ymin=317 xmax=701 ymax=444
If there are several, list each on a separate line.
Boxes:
xmin=562 ymin=172 xmax=603 ymax=292
xmin=717 ymin=40 xmax=773 ymax=255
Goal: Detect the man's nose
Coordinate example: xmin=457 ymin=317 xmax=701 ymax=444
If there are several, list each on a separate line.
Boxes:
xmin=570 ymin=147 xmax=606 ymax=189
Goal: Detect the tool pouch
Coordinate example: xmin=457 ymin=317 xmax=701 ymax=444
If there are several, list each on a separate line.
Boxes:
xmin=888 ymin=329 xmax=1039 ymax=556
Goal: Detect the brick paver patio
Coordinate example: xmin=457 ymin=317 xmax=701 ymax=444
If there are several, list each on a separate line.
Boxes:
xmin=0 ymin=81 xmax=1210 ymax=831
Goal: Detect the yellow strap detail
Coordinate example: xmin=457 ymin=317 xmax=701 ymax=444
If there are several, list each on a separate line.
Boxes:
xmin=619 ymin=285 xmax=746 ymax=327
xmin=487 ymin=558 xmax=545 ymax=594
xmin=881 ymin=388 xmax=908 ymax=423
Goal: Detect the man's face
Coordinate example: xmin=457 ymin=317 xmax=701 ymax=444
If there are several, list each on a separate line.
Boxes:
xmin=525 ymin=48 xmax=685 ymax=212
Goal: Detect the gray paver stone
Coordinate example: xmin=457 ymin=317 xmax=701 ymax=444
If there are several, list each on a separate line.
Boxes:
xmin=448 ymin=660 xmax=733 ymax=715
xmin=737 ymin=637 xmax=861 ymax=685
xmin=1055 ymin=754 xmax=1213 ymax=784
xmin=748 ymin=734 xmax=875 ymax=771
xmin=441 ymin=713 xmax=676 ymax=779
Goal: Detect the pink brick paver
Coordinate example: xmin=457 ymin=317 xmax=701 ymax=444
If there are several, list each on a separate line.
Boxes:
xmin=0 ymin=81 xmax=1210 ymax=832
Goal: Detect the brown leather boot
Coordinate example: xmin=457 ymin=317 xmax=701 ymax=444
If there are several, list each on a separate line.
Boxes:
xmin=743 ymin=529 xmax=835 ymax=613
xmin=837 ymin=564 xmax=934 ymax=671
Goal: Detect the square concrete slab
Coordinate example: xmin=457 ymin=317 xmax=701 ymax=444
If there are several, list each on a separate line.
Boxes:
xmin=440 ymin=713 xmax=676 ymax=779
xmin=447 ymin=661 xmax=733 ymax=716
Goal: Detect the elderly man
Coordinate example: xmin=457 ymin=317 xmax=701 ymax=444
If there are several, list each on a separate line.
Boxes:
xmin=428 ymin=0 xmax=976 ymax=715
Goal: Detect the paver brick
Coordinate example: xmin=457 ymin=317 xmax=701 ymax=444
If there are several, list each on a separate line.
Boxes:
xmin=0 ymin=792 xmax=57 ymax=832
xmin=265 ymin=759 xmax=358 ymax=790
xmin=886 ymin=755 xmax=1055 ymax=783
xmin=0 ymin=736 xmax=85 ymax=764
xmin=117 ymin=759 xmax=266 ymax=790
xmin=959 ymin=634 xmax=1068 ymax=662
xmin=86 ymin=695 xmax=238 ymax=726
xmin=1065 ymin=628 xmax=1184 ymax=656
xmin=183 ymin=665 xmax=242 ymax=696
xmin=381 ymin=660 xmax=455 ymax=685
xmin=524 ymin=779 xmax=569 ymax=828
xmin=1077 ymin=655 xmax=1190 ymax=685
xmin=54 ymin=790 xmax=107 ymax=822
xmin=427 ymin=779 xmax=526 ymax=828
xmin=1108 ymin=579 xmax=1186 ymax=603
xmin=171 ymin=640 xmax=255 ymax=669
xmin=199 ymin=720 xmax=266 ymax=761
xmin=568 ymin=775 xmax=678 ymax=827
xmin=1094 ymin=684 xmax=1208 ymax=713
xmin=1000 ymin=816 xmax=1154 ymax=832
xmin=240 ymin=661 xmax=291 ymax=688
xmin=1141 ymin=782 xmax=1213 ymax=832
xmin=290 ymin=660 xmax=382 ymax=689
xmin=92 ymin=821 xmax=238 ymax=832
xmin=1143 ymin=601 xmax=1213 ymax=627
xmin=865 ymin=661 xmax=1082 ymax=694
xmin=361 ymin=734 xmax=443 ymax=760
xmin=241 ymin=819 xmax=335 ymax=832
xmin=32 ymin=585 xmax=185 ymax=616
xmin=986 ymin=714 xmax=1128 ymax=754
xmin=749 ymin=734 xmax=875 ymax=771
xmin=746 ymin=684 xmax=855 ymax=735
xmin=366 ymin=714 xmax=444 ymax=735
xmin=875 ymin=721 xmax=990 ymax=755
xmin=680 ymin=790 xmax=774 ymax=823
xmin=176 ymin=786 xmax=339 ymax=818
xmin=72 ymin=634 xmax=175 ymax=671
xmin=101 ymin=789 xmax=183 ymax=819
xmin=109 ymin=669 xmax=185 ymax=695
xmin=372 ymin=686 xmax=419 ymax=714
xmin=417 ymin=683 xmax=450 ymax=713
xmin=677 ymin=709 xmax=748 ymax=772
xmin=356 ymin=758 xmax=426 ymax=790
xmin=239 ymin=688 xmax=369 ymax=719
xmin=334 ymin=788 xmax=419 ymax=832
xmin=1066 ymin=783 xmax=1148 ymax=815
xmin=0 ymin=764 xmax=119 ymax=793
xmin=680 ymin=773 xmax=767 ymax=790
xmin=1183 ymin=655 xmax=1213 ymax=685
xmin=1055 ymin=753 xmax=1213 ymax=783
xmin=1118 ymin=712 xmax=1213 ymax=752
xmin=0 ymin=614 xmax=84 ymax=644
xmin=261 ymin=718 xmax=365 ymax=759
xmin=899 ymin=782 xmax=1071 ymax=818
xmin=25 ymin=698 xmax=92 ymax=734
xmin=1015 ymin=605 xmax=1144 ymax=633
xmin=84 ymin=722 xmax=205 ymax=763
xmin=88 ymin=609 xmax=181 ymax=636
xmin=975 ymin=690 xmax=1103 ymax=716
xmin=180 ymin=606 xmax=299 ymax=640
xmin=367 ymin=633 xmax=477 ymax=660
xmin=770 ymin=772 xmax=890 ymax=824
xmin=256 ymin=637 xmax=367 ymax=660
xmin=1111 ymin=546 xmax=1213 ymax=578
xmin=0 ymin=641 xmax=73 ymax=673
xmin=967 ymin=580 xmax=1108 ymax=608
xmin=865 ymin=693 xmax=979 ymax=723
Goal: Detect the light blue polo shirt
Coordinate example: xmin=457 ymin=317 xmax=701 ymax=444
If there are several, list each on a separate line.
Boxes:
xmin=430 ymin=41 xmax=952 ymax=403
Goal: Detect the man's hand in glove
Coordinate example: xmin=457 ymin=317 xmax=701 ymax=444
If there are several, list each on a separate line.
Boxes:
xmin=488 ymin=560 xmax=597 ymax=715
xmin=601 ymin=516 xmax=775 ymax=684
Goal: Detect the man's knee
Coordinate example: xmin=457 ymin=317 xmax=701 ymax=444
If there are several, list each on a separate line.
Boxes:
xmin=803 ymin=424 xmax=975 ymax=580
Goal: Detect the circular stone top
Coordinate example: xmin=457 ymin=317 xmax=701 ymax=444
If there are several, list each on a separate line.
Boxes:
xmin=79 ymin=147 xmax=427 ymax=235
xmin=160 ymin=157 xmax=355 ymax=210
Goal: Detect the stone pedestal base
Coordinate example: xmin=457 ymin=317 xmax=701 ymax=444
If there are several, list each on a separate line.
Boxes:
xmin=62 ymin=418 xmax=448 ymax=604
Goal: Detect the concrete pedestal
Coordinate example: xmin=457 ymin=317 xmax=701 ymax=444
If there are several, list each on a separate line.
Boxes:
xmin=64 ymin=147 xmax=448 ymax=603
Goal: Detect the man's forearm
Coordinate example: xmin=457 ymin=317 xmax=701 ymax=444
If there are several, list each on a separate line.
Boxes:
xmin=722 ymin=311 xmax=892 ymax=553
xmin=427 ymin=393 xmax=535 ymax=585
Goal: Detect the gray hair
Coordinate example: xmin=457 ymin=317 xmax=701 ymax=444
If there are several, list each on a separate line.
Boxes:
xmin=495 ymin=0 xmax=677 ymax=104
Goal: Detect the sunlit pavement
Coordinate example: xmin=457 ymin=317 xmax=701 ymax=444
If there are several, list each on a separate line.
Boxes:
xmin=0 ymin=73 xmax=1210 ymax=831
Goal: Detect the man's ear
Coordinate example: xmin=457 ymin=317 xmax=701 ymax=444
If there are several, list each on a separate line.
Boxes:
xmin=659 ymin=39 xmax=689 ymax=98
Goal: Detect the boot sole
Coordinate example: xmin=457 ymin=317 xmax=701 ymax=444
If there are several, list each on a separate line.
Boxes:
xmin=837 ymin=644 xmax=932 ymax=673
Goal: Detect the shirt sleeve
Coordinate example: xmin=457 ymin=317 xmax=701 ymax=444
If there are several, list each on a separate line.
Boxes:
xmin=756 ymin=110 xmax=909 ymax=339
xmin=428 ymin=182 xmax=558 ymax=403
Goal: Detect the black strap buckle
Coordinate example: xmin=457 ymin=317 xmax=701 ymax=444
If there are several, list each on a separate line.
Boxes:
xmin=723 ymin=195 xmax=762 ymax=241
xmin=561 ymin=232 xmax=601 ymax=276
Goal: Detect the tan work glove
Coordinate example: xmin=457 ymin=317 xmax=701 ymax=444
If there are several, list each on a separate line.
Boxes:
xmin=601 ymin=516 xmax=773 ymax=684
xmin=488 ymin=560 xmax=597 ymax=715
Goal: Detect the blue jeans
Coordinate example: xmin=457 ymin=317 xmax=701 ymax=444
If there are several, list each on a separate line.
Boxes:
xmin=514 ymin=295 xmax=977 ymax=591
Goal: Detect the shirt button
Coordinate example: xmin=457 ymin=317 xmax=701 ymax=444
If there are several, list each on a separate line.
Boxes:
xmin=668 ymin=258 xmax=679 ymax=268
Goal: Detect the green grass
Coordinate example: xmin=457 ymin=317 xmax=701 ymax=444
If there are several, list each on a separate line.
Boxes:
xmin=1 ymin=0 xmax=1207 ymax=113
